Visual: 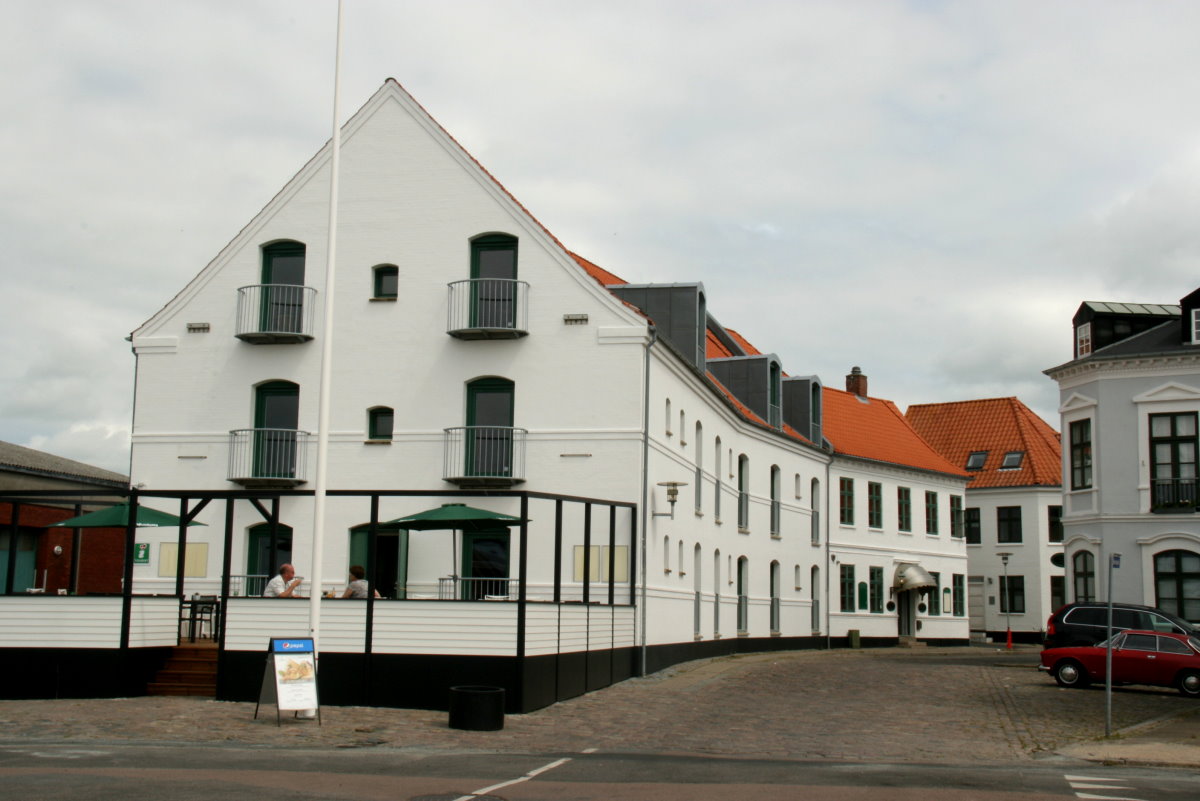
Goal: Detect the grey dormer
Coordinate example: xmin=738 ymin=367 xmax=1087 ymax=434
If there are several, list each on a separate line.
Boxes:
xmin=783 ymin=375 xmax=823 ymax=444
xmin=708 ymin=354 xmax=784 ymax=430
xmin=610 ymin=283 xmax=707 ymax=371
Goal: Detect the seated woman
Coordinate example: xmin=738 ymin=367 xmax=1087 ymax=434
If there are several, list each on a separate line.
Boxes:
xmin=341 ymin=565 xmax=381 ymax=599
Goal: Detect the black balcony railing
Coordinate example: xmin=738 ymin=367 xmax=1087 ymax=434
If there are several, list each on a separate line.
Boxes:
xmin=447 ymin=279 xmax=529 ymax=339
xmin=228 ymin=428 xmax=311 ymax=486
xmin=235 ymin=284 xmax=317 ymax=343
xmin=442 ymin=426 xmax=527 ymax=486
xmin=1152 ymin=477 xmax=1200 ymax=512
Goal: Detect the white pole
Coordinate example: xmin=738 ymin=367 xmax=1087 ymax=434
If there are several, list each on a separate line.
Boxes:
xmin=309 ymin=0 xmax=344 ymax=649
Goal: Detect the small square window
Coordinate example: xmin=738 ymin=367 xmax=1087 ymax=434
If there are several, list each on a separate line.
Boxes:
xmin=373 ymin=265 xmax=398 ymax=299
xmin=368 ymin=407 xmax=394 ymax=440
xmin=965 ymin=451 xmax=987 ymax=470
xmin=1000 ymin=451 xmax=1024 ymax=469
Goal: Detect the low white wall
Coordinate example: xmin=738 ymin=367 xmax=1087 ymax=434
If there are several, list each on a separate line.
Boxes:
xmin=0 ymin=597 xmax=123 ymax=648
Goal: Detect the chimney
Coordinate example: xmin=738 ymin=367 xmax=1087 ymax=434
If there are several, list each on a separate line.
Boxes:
xmin=846 ymin=366 xmax=868 ymax=397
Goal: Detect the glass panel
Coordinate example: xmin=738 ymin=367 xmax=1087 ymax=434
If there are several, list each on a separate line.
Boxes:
xmin=1179 ymin=415 xmax=1197 ymax=437
xmin=1152 ymin=416 xmax=1173 ymax=437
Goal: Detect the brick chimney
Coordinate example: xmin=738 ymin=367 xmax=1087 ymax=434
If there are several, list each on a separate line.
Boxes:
xmin=846 ymin=366 xmax=868 ymax=397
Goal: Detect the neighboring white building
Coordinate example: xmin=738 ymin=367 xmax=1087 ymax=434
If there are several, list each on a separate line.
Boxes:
xmin=907 ymin=397 xmax=1065 ymax=643
xmin=1044 ymin=288 xmax=1200 ymax=624
xmin=21 ymin=78 xmax=971 ymax=709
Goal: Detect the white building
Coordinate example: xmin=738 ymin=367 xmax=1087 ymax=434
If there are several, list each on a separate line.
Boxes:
xmin=0 ymin=79 xmax=969 ymax=709
xmin=1044 ymin=288 xmax=1200 ymax=623
xmin=907 ymin=397 xmax=1065 ymax=642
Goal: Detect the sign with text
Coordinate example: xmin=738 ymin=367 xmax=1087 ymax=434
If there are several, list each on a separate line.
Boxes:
xmin=255 ymin=637 xmax=320 ymax=724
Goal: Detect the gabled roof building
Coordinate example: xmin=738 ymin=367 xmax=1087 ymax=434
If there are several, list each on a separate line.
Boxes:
xmin=907 ymin=398 xmax=1064 ymax=642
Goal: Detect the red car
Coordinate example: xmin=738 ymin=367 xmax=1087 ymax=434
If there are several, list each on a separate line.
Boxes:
xmin=1040 ymin=629 xmax=1200 ymax=697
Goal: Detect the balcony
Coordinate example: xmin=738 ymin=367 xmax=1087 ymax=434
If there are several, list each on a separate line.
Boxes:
xmin=442 ymin=426 xmax=527 ymax=487
xmin=227 ymin=428 xmax=311 ymax=487
xmin=446 ymin=279 xmax=529 ymax=339
xmin=235 ymin=284 xmax=317 ymax=343
xmin=1151 ymin=477 xmax=1199 ymax=513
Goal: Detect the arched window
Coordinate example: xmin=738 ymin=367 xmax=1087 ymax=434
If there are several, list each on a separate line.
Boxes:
xmin=736 ymin=556 xmax=750 ymax=633
xmin=810 ymin=478 xmax=821 ymax=545
xmin=260 ymin=241 xmax=306 ymax=334
xmin=247 ymin=522 xmax=294 ymax=595
xmin=770 ymin=560 xmax=781 ymax=632
xmin=678 ymin=539 xmax=685 ymax=576
xmin=368 ymin=406 xmax=394 ymax=441
xmin=714 ymin=437 xmax=723 ymax=521
xmin=665 ymin=398 xmax=672 ymax=436
xmin=372 ymin=264 xmax=398 ymax=299
xmin=1155 ymin=549 xmax=1200 ymax=622
xmin=694 ymin=421 xmax=704 ymax=512
xmin=469 ymin=234 xmax=518 ymax=327
xmin=679 ymin=410 xmax=686 ymax=445
xmin=770 ymin=465 xmax=781 ymax=536
xmin=465 ymin=377 xmax=514 ymax=477
xmin=253 ymin=381 xmax=299 ymax=479
xmin=663 ymin=535 xmax=671 ymax=574
xmin=1073 ymin=551 xmax=1096 ymax=602
xmin=737 ymin=454 xmax=750 ymax=530
xmin=810 ymin=565 xmax=821 ymax=633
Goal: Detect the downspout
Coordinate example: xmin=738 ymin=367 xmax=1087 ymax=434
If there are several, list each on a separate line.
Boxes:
xmin=824 ymin=452 xmax=832 ymax=650
xmin=639 ymin=324 xmax=658 ymax=677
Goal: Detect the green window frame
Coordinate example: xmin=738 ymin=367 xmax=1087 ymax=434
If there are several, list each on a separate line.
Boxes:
xmin=997 ymin=506 xmax=1022 ymax=543
xmin=1048 ymin=505 xmax=1063 ymax=543
xmin=1000 ymin=575 xmax=1025 ymax=614
xmin=898 ymin=487 xmax=912 ymax=532
xmin=1154 ymin=550 xmax=1200 ymax=622
xmin=928 ymin=572 xmax=941 ymax=615
xmin=1069 ymin=419 xmax=1092 ymax=490
xmin=1073 ymin=551 xmax=1095 ymax=602
xmin=839 ymin=477 xmax=854 ymax=525
xmin=373 ymin=264 xmax=398 ymax=298
xmin=950 ymin=495 xmax=964 ymax=538
xmin=965 ymin=507 xmax=981 ymax=544
xmin=952 ymin=574 xmax=965 ymax=616
xmin=1150 ymin=412 xmax=1199 ymax=510
xmin=925 ymin=491 xmax=938 ymax=535
xmin=867 ymin=482 xmax=882 ymax=529
xmin=869 ymin=566 xmax=884 ymax=613
xmin=368 ymin=407 xmax=394 ymax=441
xmin=839 ymin=564 xmax=855 ymax=612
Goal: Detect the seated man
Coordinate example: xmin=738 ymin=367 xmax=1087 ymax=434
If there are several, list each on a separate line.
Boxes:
xmin=263 ymin=564 xmax=302 ymax=598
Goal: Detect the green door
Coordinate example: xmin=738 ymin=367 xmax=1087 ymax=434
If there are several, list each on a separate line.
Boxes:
xmin=261 ymin=241 xmax=306 ymax=333
xmin=469 ymin=235 xmax=517 ymax=328
xmin=466 ymin=378 xmax=514 ymax=477
xmin=0 ymin=530 xmax=36 ymax=593
xmin=254 ymin=381 xmax=299 ymax=478
xmin=460 ymin=530 xmax=510 ymax=600
xmin=247 ymin=523 xmax=292 ymax=595
xmin=349 ymin=527 xmax=409 ymax=599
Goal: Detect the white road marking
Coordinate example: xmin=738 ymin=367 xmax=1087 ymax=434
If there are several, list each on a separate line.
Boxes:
xmin=1064 ymin=773 xmax=1145 ymax=801
xmin=454 ymin=756 xmax=573 ymax=800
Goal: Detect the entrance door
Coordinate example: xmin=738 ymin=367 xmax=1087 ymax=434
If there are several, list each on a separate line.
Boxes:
xmin=0 ymin=530 xmax=36 ymax=593
xmin=466 ymin=378 xmax=514 ymax=477
xmin=897 ymin=590 xmax=916 ymax=636
xmin=247 ymin=523 xmax=292 ymax=596
xmin=461 ymin=530 xmax=510 ymax=600
xmin=255 ymin=381 xmax=299 ymax=478
xmin=261 ymin=241 xmax=306 ymax=333
xmin=349 ymin=527 xmax=409 ymax=599
xmin=470 ymin=235 xmax=517 ymax=328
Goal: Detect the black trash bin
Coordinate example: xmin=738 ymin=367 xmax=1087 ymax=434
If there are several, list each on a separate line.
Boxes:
xmin=448 ymin=685 xmax=505 ymax=731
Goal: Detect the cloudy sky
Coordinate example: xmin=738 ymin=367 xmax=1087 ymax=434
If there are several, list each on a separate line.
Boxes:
xmin=4 ymin=1 xmax=1200 ymax=474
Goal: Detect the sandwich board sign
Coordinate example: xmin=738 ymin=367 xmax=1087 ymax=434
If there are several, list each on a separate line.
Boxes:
xmin=254 ymin=637 xmax=320 ymax=725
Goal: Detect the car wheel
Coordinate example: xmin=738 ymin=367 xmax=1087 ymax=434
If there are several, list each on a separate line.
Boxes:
xmin=1177 ymin=671 xmax=1200 ymax=698
xmin=1054 ymin=659 xmax=1090 ymax=689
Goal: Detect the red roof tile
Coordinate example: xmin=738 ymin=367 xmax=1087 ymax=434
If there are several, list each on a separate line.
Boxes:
xmin=723 ymin=327 xmax=762 ymax=356
xmin=905 ymin=398 xmax=1061 ymax=488
xmin=823 ymin=387 xmax=967 ymax=476
xmin=569 ymin=252 xmax=626 ymax=287
xmin=706 ymin=328 xmax=736 ymax=359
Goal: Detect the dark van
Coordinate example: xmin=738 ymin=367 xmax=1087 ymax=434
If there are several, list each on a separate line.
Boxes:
xmin=1044 ymin=602 xmax=1197 ymax=648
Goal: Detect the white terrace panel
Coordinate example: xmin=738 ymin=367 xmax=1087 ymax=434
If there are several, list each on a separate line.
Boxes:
xmin=557 ymin=604 xmax=590 ymax=652
xmin=368 ymin=602 xmax=518 ymax=656
xmin=0 ymin=597 xmax=123 ymax=648
xmin=223 ymin=599 xmax=311 ymax=652
xmin=522 ymin=603 xmax=562 ymax=657
xmin=613 ymin=606 xmax=636 ymax=648
xmin=128 ymin=597 xmax=181 ymax=648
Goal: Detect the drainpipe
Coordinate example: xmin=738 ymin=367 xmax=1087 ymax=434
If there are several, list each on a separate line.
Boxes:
xmin=824 ymin=452 xmax=832 ymax=650
xmin=639 ymin=324 xmax=658 ymax=677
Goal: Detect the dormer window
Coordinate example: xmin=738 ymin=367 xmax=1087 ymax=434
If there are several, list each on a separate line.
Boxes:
xmin=1076 ymin=321 xmax=1092 ymax=357
xmin=1000 ymin=451 xmax=1025 ymax=470
xmin=1191 ymin=308 xmax=1200 ymax=344
xmin=965 ymin=451 xmax=987 ymax=470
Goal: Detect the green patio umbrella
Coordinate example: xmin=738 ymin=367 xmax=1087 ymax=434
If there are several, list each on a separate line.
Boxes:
xmin=49 ymin=503 xmax=206 ymax=528
xmin=380 ymin=503 xmax=526 ymax=531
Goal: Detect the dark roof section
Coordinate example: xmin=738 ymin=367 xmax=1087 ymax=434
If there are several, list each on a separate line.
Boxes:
xmin=0 ymin=441 xmax=128 ymax=488
xmin=1092 ymin=320 xmax=1192 ymax=358
xmin=1076 ymin=301 xmax=1180 ymax=319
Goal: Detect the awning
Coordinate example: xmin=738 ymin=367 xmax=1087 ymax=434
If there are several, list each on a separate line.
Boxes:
xmin=893 ymin=562 xmax=936 ymax=592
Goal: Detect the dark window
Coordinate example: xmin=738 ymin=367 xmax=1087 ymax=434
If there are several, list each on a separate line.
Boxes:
xmin=738 ymin=455 xmax=750 ymax=530
xmin=997 ymin=506 xmax=1022 ymax=543
xmin=867 ymin=482 xmax=882 ymax=529
xmin=965 ymin=507 xmax=981 ymax=544
xmin=1150 ymin=413 xmax=1199 ymax=511
xmin=839 ymin=478 xmax=854 ymax=525
xmin=840 ymin=564 xmax=856 ymax=612
xmin=928 ymin=572 xmax=941 ymax=615
xmin=965 ymin=451 xmax=987 ymax=470
xmin=925 ymin=491 xmax=938 ymax=535
xmin=999 ymin=575 xmax=1025 ymax=614
xmin=950 ymin=495 xmax=964 ymax=538
xmin=260 ymin=241 xmax=307 ymax=334
xmin=368 ymin=407 xmax=394 ymax=440
xmin=898 ymin=487 xmax=912 ymax=532
xmin=953 ymin=574 xmax=965 ymax=616
xmin=1073 ymin=551 xmax=1096 ymax=602
xmin=373 ymin=265 xmax=398 ymax=298
xmin=1048 ymin=505 xmax=1063 ymax=543
xmin=1070 ymin=420 xmax=1092 ymax=490
xmin=1050 ymin=575 xmax=1065 ymax=611
xmin=1000 ymin=451 xmax=1025 ymax=469
xmin=1159 ymin=636 xmax=1191 ymax=655
xmin=470 ymin=234 xmax=518 ymax=328
xmin=1121 ymin=633 xmax=1157 ymax=652
xmin=869 ymin=566 xmax=884 ymax=613
xmin=1154 ymin=549 xmax=1200 ymax=622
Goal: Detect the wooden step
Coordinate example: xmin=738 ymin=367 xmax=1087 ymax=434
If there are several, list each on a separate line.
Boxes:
xmin=148 ymin=643 xmax=219 ymax=697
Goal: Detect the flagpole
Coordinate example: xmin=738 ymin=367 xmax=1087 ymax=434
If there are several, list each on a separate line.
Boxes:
xmin=309 ymin=0 xmax=344 ymax=650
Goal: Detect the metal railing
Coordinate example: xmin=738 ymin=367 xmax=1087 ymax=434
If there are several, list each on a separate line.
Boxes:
xmin=231 ymin=574 xmax=269 ymax=597
xmin=437 ymin=576 xmax=519 ymax=601
xmin=1152 ymin=477 xmax=1200 ymax=511
xmin=235 ymin=284 xmax=317 ymax=340
xmin=442 ymin=426 xmax=526 ymax=482
xmin=228 ymin=428 xmax=312 ymax=483
xmin=446 ymin=279 xmax=529 ymax=335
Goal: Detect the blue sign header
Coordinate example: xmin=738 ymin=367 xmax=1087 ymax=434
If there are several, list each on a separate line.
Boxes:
xmin=272 ymin=638 xmax=314 ymax=654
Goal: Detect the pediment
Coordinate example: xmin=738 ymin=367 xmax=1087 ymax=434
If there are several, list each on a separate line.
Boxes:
xmin=1132 ymin=381 xmax=1200 ymax=404
xmin=1059 ymin=392 xmax=1097 ymax=414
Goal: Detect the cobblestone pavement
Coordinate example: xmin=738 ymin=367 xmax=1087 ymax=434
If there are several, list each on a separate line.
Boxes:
xmin=0 ymin=646 xmax=1193 ymax=764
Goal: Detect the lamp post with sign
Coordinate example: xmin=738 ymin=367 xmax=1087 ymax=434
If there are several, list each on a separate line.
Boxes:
xmin=1105 ymin=552 xmax=1121 ymax=737
xmin=997 ymin=552 xmax=1013 ymax=650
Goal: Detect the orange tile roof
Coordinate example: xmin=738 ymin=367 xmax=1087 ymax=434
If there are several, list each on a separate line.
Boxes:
xmin=569 ymin=252 xmax=626 ymax=287
xmin=823 ymin=387 xmax=968 ymax=477
xmin=706 ymin=328 xmax=736 ymax=359
xmin=905 ymin=398 xmax=1061 ymax=488
xmin=723 ymin=327 xmax=761 ymax=356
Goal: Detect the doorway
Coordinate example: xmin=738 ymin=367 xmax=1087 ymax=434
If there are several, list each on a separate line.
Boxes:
xmin=461 ymin=529 xmax=510 ymax=600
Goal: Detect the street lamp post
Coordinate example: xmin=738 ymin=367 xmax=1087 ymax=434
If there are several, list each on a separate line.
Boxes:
xmin=997 ymin=552 xmax=1012 ymax=650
